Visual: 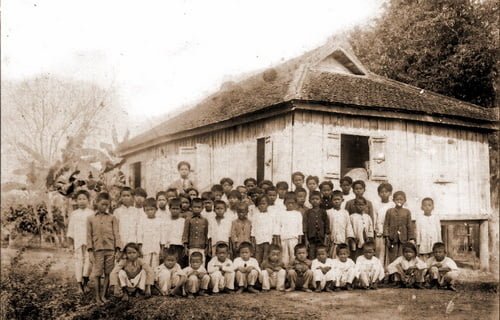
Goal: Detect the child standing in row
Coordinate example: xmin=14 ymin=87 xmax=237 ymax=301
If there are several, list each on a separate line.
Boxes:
xmin=67 ymin=190 xmax=94 ymax=293
xmin=182 ymin=198 xmax=209 ymax=265
xmin=345 ymin=180 xmax=374 ymax=220
xmin=327 ymin=190 xmax=354 ymax=258
xmin=304 ymin=175 xmax=320 ymax=209
xmin=303 ymin=191 xmax=330 ymax=259
xmin=339 ymin=176 xmax=355 ymax=209
xmin=374 ymin=182 xmax=393 ymax=264
xmin=137 ymin=198 xmax=165 ymax=269
xmin=156 ymin=191 xmax=170 ymax=221
xmin=164 ymin=198 xmax=186 ymax=266
xmin=384 ymin=191 xmax=415 ymax=263
xmin=114 ymin=187 xmax=139 ymax=246
xmin=349 ymin=197 xmax=374 ymax=259
xmin=207 ymin=200 xmax=232 ymax=257
xmin=87 ymin=192 xmax=121 ymax=305
xmin=277 ymin=192 xmax=304 ymax=265
xmin=416 ymin=197 xmax=442 ymax=261
xmin=230 ymin=203 xmax=252 ymax=258
xmin=251 ymin=195 xmax=278 ymax=265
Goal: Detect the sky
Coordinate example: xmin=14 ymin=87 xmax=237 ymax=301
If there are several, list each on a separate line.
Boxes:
xmin=2 ymin=0 xmax=382 ymax=130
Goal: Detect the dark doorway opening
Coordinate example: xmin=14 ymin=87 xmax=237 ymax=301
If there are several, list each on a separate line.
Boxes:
xmin=256 ymin=138 xmax=265 ymax=184
xmin=341 ymin=134 xmax=369 ymax=178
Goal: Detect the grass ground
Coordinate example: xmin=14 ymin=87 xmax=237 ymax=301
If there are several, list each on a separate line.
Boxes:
xmin=1 ymin=248 xmax=498 ymax=320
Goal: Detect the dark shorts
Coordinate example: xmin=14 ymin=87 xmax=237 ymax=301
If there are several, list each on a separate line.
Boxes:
xmin=92 ymin=250 xmax=115 ymax=277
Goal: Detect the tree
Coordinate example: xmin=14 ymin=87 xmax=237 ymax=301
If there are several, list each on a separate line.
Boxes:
xmin=348 ymin=0 xmax=497 ymax=108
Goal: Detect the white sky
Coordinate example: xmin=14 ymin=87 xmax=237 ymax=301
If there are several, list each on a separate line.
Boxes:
xmin=1 ymin=0 xmax=382 ymax=128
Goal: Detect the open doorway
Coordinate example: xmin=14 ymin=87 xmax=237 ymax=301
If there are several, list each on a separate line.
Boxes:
xmin=256 ymin=138 xmax=266 ymax=183
xmin=341 ymin=134 xmax=369 ymax=178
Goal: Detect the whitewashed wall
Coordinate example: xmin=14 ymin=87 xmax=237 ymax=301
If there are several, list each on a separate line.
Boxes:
xmin=292 ymin=109 xmax=491 ymax=219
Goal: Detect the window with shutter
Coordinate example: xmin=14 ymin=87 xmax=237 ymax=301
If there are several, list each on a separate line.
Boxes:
xmin=369 ymin=136 xmax=387 ymax=181
xmin=324 ymin=132 xmax=341 ymax=181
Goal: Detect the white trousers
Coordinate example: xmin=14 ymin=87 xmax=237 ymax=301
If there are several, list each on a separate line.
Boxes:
xmin=74 ymin=246 xmax=92 ymax=282
xmin=260 ymin=269 xmax=286 ymax=290
xmin=118 ymin=269 xmax=147 ymax=291
xmin=210 ymin=271 xmax=235 ymax=292
xmin=281 ymin=238 xmax=299 ymax=266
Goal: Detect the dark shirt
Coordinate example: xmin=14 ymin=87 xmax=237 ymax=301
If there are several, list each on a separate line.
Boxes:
xmin=261 ymin=259 xmax=285 ymax=272
xmin=303 ymin=208 xmax=330 ymax=241
xmin=320 ymin=195 xmax=334 ymax=210
xmin=288 ymin=258 xmax=312 ymax=275
xmin=86 ymin=211 xmax=121 ymax=251
xmin=182 ymin=214 xmax=208 ymax=249
xmin=383 ymin=207 xmax=415 ymax=242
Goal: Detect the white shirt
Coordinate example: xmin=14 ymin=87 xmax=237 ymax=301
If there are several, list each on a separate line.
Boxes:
xmin=355 ymin=256 xmax=385 ymax=280
xmin=416 ymin=213 xmax=442 ymax=254
xmin=251 ymin=210 xmax=279 ymax=244
xmin=387 ymin=256 xmax=427 ymax=274
xmin=233 ymin=257 xmax=261 ymax=273
xmin=164 ymin=217 xmax=185 ymax=246
xmin=157 ymin=208 xmax=170 ymax=222
xmin=225 ymin=209 xmax=238 ymax=222
xmin=208 ymin=217 xmax=232 ymax=244
xmin=67 ymin=208 xmax=94 ymax=249
xmin=114 ymin=205 xmax=141 ymax=244
xmin=327 ymin=208 xmax=354 ymax=244
xmin=274 ymin=198 xmax=286 ymax=211
xmin=374 ymin=201 xmax=394 ymax=235
xmin=426 ymin=256 xmax=458 ymax=271
xmin=276 ymin=209 xmax=303 ymax=240
xmin=201 ymin=209 xmax=215 ymax=220
xmin=207 ymin=257 xmax=235 ymax=274
xmin=137 ymin=215 xmax=165 ymax=255
xmin=332 ymin=258 xmax=356 ymax=273
xmin=350 ymin=213 xmax=374 ymax=248
xmin=312 ymin=258 xmax=335 ymax=271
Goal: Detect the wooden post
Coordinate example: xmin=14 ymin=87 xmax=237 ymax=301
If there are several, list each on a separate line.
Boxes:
xmin=479 ymin=220 xmax=489 ymax=272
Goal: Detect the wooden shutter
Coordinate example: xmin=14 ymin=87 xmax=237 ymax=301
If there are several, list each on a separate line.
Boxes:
xmin=369 ymin=136 xmax=387 ymax=181
xmin=324 ymin=132 xmax=341 ymax=181
xmin=195 ymin=143 xmax=212 ymax=192
xmin=264 ymin=136 xmax=273 ymax=181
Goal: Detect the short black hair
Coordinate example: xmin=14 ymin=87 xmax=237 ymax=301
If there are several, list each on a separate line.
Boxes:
xmin=377 ymin=182 xmax=393 ymax=193
xmin=354 ymin=197 xmax=367 ymax=205
xmin=259 ymin=180 xmax=273 ymax=188
xmin=393 ymin=191 xmax=407 ymax=200
xmin=134 ymin=187 xmax=147 ymax=198
xmin=215 ymin=242 xmax=229 ymax=252
xmin=164 ymin=247 xmax=178 ymax=258
xmin=294 ymin=243 xmax=307 ymax=254
xmin=340 ymin=176 xmax=353 ymax=185
xmin=295 ymin=187 xmax=307 ymax=195
xmin=120 ymin=186 xmax=133 ymax=196
xmin=236 ymin=202 xmax=248 ymax=213
xmin=332 ymin=190 xmax=343 ymax=198
xmin=255 ymin=195 xmax=270 ymax=206
xmin=96 ymin=192 xmax=111 ymax=202
xmin=352 ymin=180 xmax=366 ymax=189
xmin=421 ymin=197 xmax=434 ymax=205
xmin=363 ymin=240 xmax=376 ymax=250
xmin=190 ymin=251 xmax=203 ymax=261
xmin=214 ymin=200 xmax=227 ymax=208
xmin=265 ymin=186 xmax=277 ymax=194
xmin=244 ymin=178 xmax=257 ymax=186
xmin=291 ymin=171 xmax=305 ymax=180
xmin=319 ymin=181 xmax=334 ymax=191
xmin=336 ymin=243 xmax=349 ymax=254
xmin=432 ymin=242 xmax=446 ymax=251
xmin=402 ymin=241 xmax=417 ymax=254
xmin=169 ymin=197 xmax=181 ymax=208
xmin=284 ymin=192 xmax=297 ymax=203
xmin=228 ymin=190 xmax=242 ymax=201
xmin=201 ymin=191 xmax=215 ymax=201
xmin=144 ymin=197 xmax=157 ymax=209
xmin=306 ymin=175 xmax=319 ymax=184
xmin=74 ymin=189 xmax=90 ymax=200
xmin=123 ymin=242 xmax=142 ymax=257
xmin=185 ymin=187 xmax=199 ymax=196
xmin=179 ymin=193 xmax=191 ymax=203
xmin=309 ymin=190 xmax=321 ymax=199
xmin=316 ymin=244 xmax=328 ymax=253
xmin=276 ymin=181 xmax=289 ymax=190
xmin=156 ymin=191 xmax=167 ymax=200
xmin=166 ymin=188 xmax=178 ymax=196
xmin=177 ymin=161 xmax=191 ymax=170
xmin=211 ymin=184 xmax=223 ymax=192
xmin=269 ymin=244 xmax=281 ymax=252
xmin=238 ymin=241 xmax=253 ymax=252
xmin=220 ymin=177 xmax=234 ymax=186
xmin=191 ymin=198 xmax=203 ymax=206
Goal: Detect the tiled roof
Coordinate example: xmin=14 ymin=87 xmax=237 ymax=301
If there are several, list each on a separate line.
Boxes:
xmin=118 ymin=44 xmax=496 ymax=154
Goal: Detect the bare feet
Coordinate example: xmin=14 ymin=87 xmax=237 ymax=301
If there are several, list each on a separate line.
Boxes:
xmin=187 ymin=293 xmax=195 ymax=299
xmin=101 ymin=296 xmax=109 ymax=303
xmin=285 ymin=286 xmax=295 ymax=292
xmin=301 ymin=287 xmax=313 ymax=293
xmin=247 ymin=286 xmax=260 ymax=294
xmin=121 ymin=293 xmax=129 ymax=301
xmin=236 ymin=287 xmax=245 ymax=294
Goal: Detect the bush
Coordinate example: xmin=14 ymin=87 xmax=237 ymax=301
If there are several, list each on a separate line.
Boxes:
xmin=0 ymin=248 xmax=84 ymax=319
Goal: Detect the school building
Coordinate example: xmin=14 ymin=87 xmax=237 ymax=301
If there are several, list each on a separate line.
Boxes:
xmin=117 ymin=42 xmax=497 ymax=270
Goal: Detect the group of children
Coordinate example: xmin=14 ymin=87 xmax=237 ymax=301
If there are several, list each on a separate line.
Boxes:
xmin=66 ymin=161 xmax=459 ymax=304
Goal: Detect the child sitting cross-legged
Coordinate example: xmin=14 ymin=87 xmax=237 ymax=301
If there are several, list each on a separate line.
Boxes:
xmin=111 ymin=243 xmax=154 ymax=301
xmin=387 ymin=242 xmax=426 ymax=289
xmin=183 ymin=252 xmax=210 ymax=298
xmin=311 ymin=245 xmax=335 ymax=292
xmin=426 ymin=242 xmax=459 ymax=291
xmin=331 ymin=243 xmax=356 ymax=291
xmin=260 ymin=245 xmax=286 ymax=292
xmin=154 ymin=247 xmax=186 ymax=296
xmin=355 ymin=241 xmax=385 ymax=290
xmin=233 ymin=242 xmax=261 ymax=294
xmin=207 ymin=242 xmax=235 ymax=294
xmin=286 ymin=243 xmax=313 ymax=292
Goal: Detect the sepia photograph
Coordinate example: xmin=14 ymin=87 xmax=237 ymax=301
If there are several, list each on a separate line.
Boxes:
xmin=1 ymin=1 xmax=498 ymax=319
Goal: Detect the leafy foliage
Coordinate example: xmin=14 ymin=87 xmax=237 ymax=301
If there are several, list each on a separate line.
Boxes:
xmin=349 ymin=0 xmax=498 ymax=108
xmin=0 ymin=249 xmax=84 ymax=320
xmin=2 ymin=204 xmax=66 ymax=237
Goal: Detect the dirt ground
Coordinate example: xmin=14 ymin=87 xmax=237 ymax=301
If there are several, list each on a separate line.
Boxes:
xmin=2 ymin=248 xmax=498 ymax=320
